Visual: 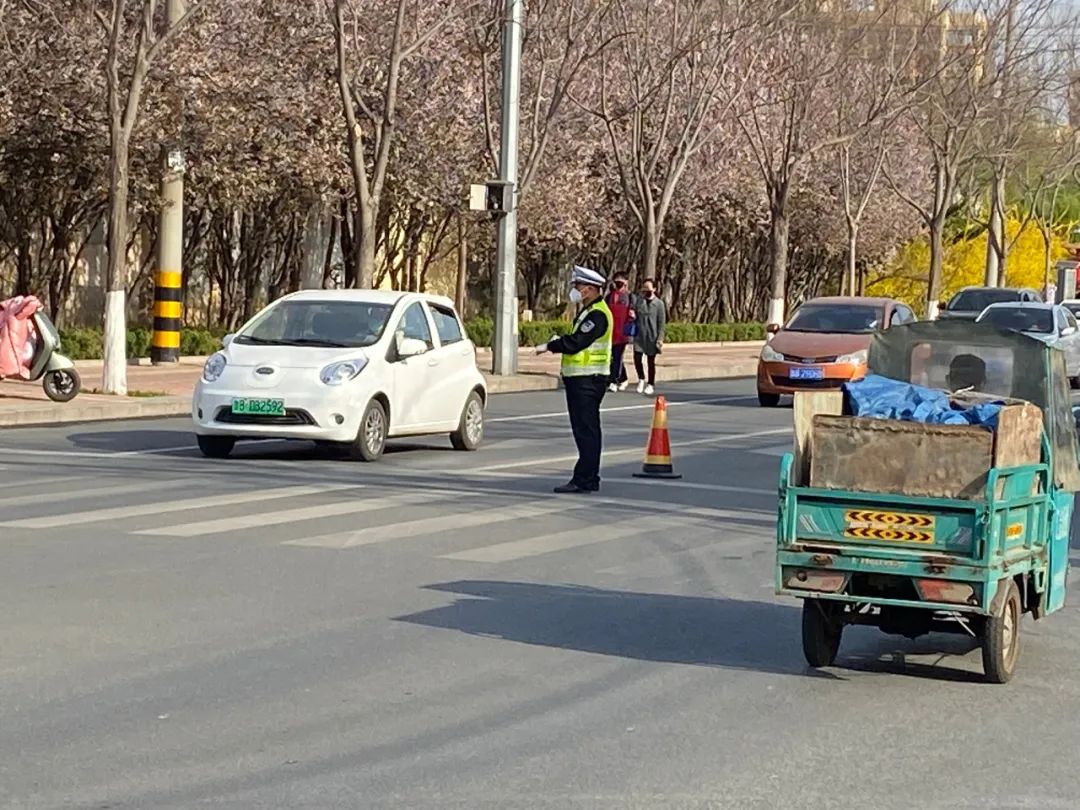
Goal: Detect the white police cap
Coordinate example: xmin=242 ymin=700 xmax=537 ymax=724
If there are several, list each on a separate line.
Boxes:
xmin=571 ymin=265 xmax=606 ymax=287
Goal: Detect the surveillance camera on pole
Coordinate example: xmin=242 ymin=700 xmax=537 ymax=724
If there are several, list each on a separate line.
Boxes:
xmin=469 ymin=181 xmax=515 ymax=217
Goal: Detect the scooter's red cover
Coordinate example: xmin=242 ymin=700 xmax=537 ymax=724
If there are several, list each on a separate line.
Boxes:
xmin=0 ymin=295 xmax=41 ymax=379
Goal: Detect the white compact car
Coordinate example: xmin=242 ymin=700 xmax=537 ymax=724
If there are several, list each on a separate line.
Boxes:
xmin=192 ymin=290 xmax=487 ymax=461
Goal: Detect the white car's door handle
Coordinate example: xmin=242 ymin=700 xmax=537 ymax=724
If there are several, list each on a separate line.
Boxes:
xmin=427 ymin=359 xmax=440 ymax=367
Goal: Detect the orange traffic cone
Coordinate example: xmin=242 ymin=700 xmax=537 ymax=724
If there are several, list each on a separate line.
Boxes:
xmin=633 ymin=396 xmax=682 ymax=480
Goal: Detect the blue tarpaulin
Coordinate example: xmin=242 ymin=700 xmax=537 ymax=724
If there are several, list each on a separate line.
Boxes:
xmin=843 ymin=374 xmax=1004 ymax=429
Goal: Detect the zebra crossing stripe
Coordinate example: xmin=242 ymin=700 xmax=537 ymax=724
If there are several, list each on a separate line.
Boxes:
xmin=0 ymin=484 xmax=358 ymax=530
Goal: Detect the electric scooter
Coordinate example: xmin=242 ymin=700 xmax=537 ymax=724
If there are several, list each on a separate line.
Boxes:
xmin=0 ymin=310 xmax=81 ymax=402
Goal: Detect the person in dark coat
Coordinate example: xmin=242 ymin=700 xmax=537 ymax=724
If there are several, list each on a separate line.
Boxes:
xmin=633 ymin=278 xmax=666 ymax=395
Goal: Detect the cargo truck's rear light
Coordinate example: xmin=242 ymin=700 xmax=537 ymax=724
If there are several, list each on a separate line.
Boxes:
xmin=915 ymin=579 xmax=975 ymax=605
xmin=783 ymin=568 xmax=847 ymax=593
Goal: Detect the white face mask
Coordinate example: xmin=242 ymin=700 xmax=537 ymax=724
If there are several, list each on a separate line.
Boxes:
xmin=569 ymin=288 xmax=584 ymax=304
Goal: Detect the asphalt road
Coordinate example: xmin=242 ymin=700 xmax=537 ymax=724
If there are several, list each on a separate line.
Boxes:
xmin=1 ymin=378 xmax=1079 ymax=810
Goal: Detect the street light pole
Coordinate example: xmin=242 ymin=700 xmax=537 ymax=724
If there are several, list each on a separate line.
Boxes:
xmin=492 ymin=0 xmax=523 ymax=377
xmin=151 ymin=0 xmax=187 ymax=364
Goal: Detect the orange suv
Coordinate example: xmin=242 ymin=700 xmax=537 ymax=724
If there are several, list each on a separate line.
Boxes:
xmin=757 ymin=296 xmax=915 ymax=407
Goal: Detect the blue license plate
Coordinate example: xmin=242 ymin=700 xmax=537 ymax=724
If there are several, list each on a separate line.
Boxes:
xmin=789 ymin=367 xmax=824 ymax=381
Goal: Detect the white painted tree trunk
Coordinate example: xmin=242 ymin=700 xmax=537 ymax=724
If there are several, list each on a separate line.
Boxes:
xmin=767 ymin=298 xmax=785 ymax=332
xmin=102 ymin=290 xmax=127 ymax=395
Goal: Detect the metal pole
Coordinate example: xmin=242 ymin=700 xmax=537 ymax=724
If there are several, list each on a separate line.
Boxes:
xmin=151 ymin=0 xmax=186 ymax=364
xmin=492 ymin=0 xmax=523 ymax=376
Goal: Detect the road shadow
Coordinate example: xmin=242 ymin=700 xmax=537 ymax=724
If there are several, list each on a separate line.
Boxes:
xmin=67 ymin=428 xmax=195 ymax=452
xmin=395 ymin=580 xmax=839 ymax=679
xmin=838 ymin=633 xmax=986 ymax=684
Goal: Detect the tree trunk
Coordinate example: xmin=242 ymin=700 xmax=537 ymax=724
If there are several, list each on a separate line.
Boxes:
xmin=339 ymin=199 xmax=356 ymax=288
xmin=767 ymin=182 xmax=790 ymax=326
xmin=845 ymin=218 xmax=859 ymax=298
xmin=358 ymin=205 xmax=376 ymax=289
xmin=1041 ymin=223 xmax=1054 ymax=295
xmin=927 ymin=215 xmax=946 ymax=319
xmin=103 ymin=135 xmax=130 ymax=395
xmin=323 ymin=215 xmax=338 ymax=288
xmin=984 ymin=167 xmax=1007 ymax=286
xmin=642 ymin=217 xmax=659 ymax=282
xmin=456 ymin=214 xmax=468 ymax=315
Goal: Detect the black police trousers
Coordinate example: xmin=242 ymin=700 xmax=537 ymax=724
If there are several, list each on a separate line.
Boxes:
xmin=563 ymin=374 xmax=607 ymax=489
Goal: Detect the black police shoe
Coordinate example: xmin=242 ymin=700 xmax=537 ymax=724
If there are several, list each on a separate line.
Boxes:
xmin=553 ymin=482 xmax=598 ymax=494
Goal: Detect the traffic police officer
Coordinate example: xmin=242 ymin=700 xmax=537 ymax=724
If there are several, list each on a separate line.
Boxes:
xmin=537 ymin=266 xmax=613 ymax=494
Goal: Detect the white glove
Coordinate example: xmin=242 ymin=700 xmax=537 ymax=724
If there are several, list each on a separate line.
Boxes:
xmin=535 ymin=343 xmax=548 ymax=355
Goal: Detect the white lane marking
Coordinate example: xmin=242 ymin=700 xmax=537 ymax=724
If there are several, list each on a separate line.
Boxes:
xmin=0 ymin=478 xmax=187 ymax=509
xmin=487 ymin=395 xmax=753 ymax=423
xmin=0 ymin=473 xmax=88 ymax=490
xmin=0 ymin=484 xmax=357 ymax=530
xmin=441 ymin=506 xmax=772 ymax=563
xmin=750 ymin=443 xmax=793 ymax=457
xmin=471 ymin=471 xmax=774 ymax=496
xmin=440 ymin=513 xmax=698 ymax=563
xmin=283 ymin=500 xmax=581 ymax=549
xmin=465 ymin=427 xmax=790 ymax=473
xmin=138 ymin=491 xmax=484 ymax=538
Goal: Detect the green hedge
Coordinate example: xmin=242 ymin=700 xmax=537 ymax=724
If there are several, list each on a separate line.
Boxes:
xmin=59 ymin=327 xmax=223 ymax=361
xmin=58 ymin=320 xmax=764 ymax=360
xmin=464 ymin=318 xmax=764 ymax=348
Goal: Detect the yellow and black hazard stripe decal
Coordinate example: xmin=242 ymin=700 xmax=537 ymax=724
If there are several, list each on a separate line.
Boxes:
xmin=844 ymin=510 xmax=935 ymax=529
xmin=843 ymin=526 xmax=935 ymax=543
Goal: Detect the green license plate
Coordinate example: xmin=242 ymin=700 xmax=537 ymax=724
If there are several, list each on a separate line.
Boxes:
xmin=231 ymin=398 xmax=285 ymax=416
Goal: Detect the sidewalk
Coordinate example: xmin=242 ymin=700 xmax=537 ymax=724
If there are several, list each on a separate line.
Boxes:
xmin=0 ymin=341 xmax=763 ymax=427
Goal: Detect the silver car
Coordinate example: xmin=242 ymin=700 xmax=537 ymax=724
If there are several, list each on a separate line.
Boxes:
xmin=976 ymin=301 xmax=1080 ymax=384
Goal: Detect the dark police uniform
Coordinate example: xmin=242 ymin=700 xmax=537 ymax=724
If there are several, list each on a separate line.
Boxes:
xmin=545 ymin=293 xmax=613 ymax=493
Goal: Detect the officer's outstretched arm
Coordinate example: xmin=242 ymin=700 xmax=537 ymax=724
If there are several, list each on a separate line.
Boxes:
xmin=546 ymin=310 xmax=609 ymax=354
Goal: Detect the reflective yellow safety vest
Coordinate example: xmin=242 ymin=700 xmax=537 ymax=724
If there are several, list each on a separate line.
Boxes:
xmin=561 ymin=299 xmax=613 ymax=377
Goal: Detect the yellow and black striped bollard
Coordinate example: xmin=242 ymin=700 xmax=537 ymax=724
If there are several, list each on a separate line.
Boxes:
xmin=151 ymin=270 xmax=182 ymax=364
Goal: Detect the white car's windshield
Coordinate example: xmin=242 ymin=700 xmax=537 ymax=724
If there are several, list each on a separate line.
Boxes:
xmin=979 ymin=307 xmax=1054 ymax=335
xmin=236 ymin=301 xmax=394 ymax=348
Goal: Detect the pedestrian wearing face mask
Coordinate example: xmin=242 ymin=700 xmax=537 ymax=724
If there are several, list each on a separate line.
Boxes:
xmin=536 ymin=265 xmax=613 ymax=494
xmin=605 ymin=273 xmax=634 ymax=392
xmin=633 ymin=278 xmax=666 ymax=396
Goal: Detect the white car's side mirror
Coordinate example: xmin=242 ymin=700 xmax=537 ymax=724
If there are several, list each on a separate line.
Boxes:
xmin=397 ymin=335 xmax=428 ymax=358
xmin=222 ymin=333 xmax=235 ymax=347
xmin=1063 ymin=326 xmax=1077 ymax=337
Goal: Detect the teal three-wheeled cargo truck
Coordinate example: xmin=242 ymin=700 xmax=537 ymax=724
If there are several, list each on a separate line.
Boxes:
xmin=776 ymin=321 xmax=1080 ymax=683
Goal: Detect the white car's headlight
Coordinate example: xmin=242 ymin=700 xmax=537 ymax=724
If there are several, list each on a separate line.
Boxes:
xmin=202 ymin=352 xmax=227 ymax=383
xmin=760 ymin=345 xmax=783 ymax=362
xmin=320 ymin=356 xmax=369 ymax=386
xmin=837 ymin=350 xmax=868 ymax=366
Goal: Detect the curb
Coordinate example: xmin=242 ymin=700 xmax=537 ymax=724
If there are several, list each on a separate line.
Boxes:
xmin=0 ymin=363 xmax=757 ymax=428
xmin=0 ymin=396 xmax=192 ymax=428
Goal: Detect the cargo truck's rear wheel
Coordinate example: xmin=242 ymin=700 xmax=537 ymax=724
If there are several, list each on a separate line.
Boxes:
xmin=982 ymin=579 xmax=1021 ymax=684
xmin=802 ymin=600 xmax=843 ymax=668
